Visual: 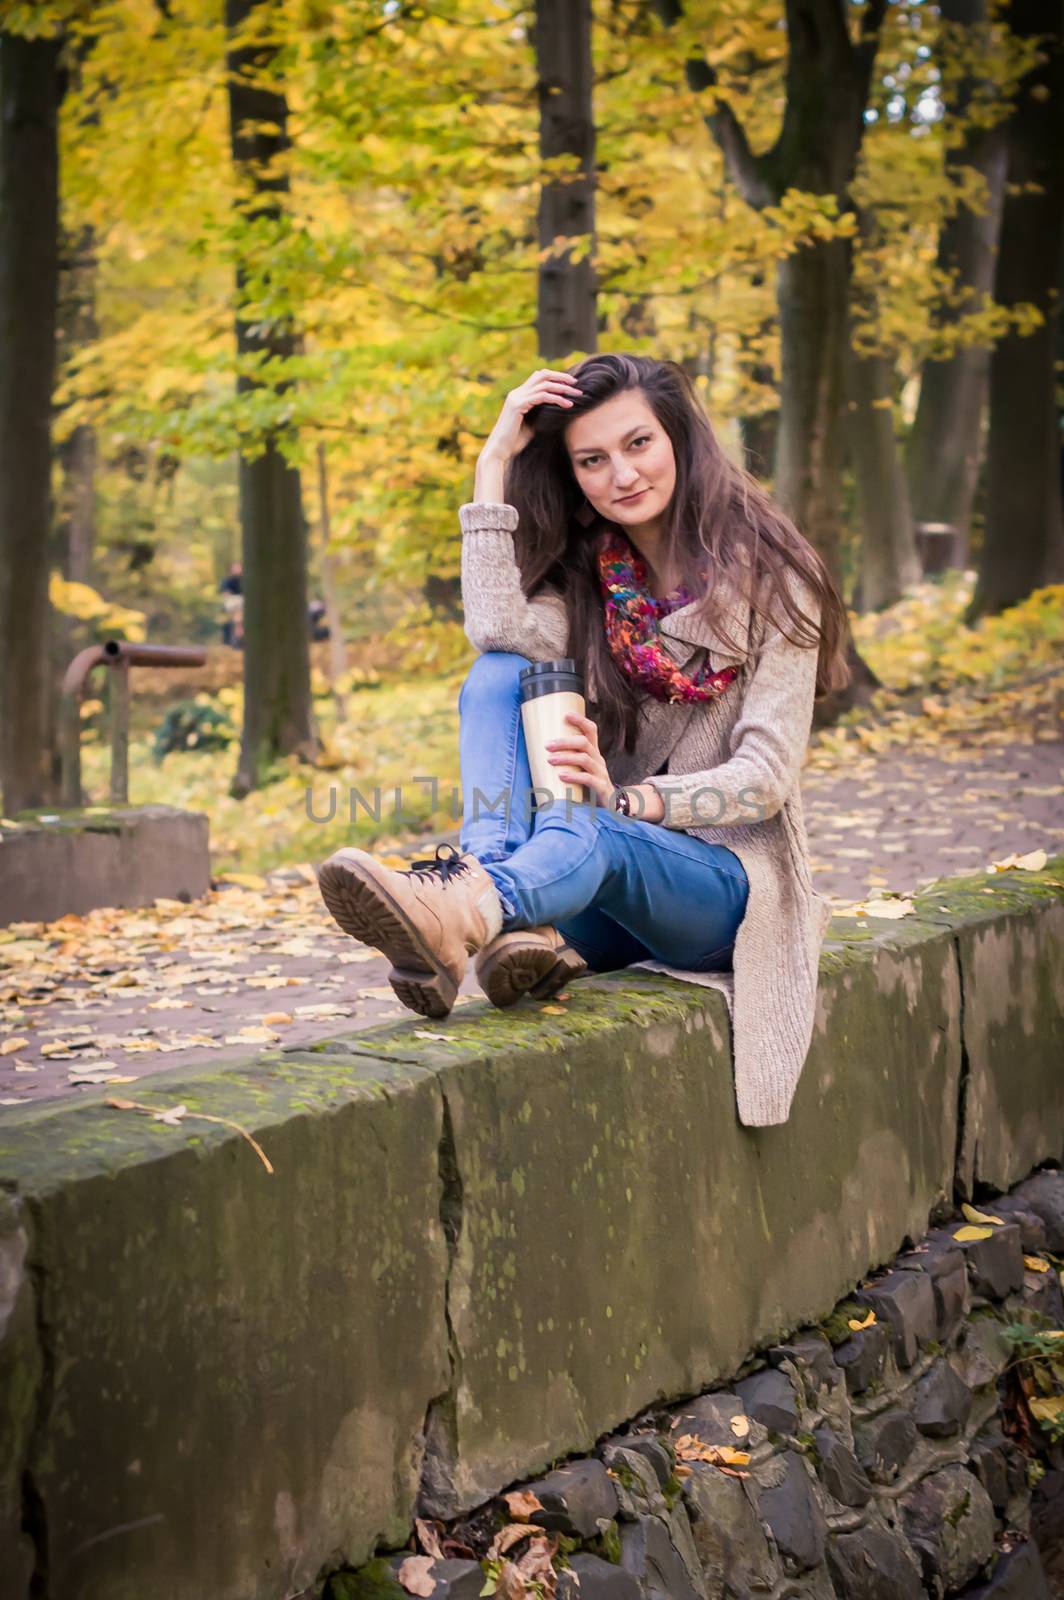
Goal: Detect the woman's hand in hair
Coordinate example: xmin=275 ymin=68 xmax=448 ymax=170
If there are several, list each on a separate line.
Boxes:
xmin=480 ymin=368 xmax=584 ymax=466
xmin=545 ymin=710 xmax=616 ymax=809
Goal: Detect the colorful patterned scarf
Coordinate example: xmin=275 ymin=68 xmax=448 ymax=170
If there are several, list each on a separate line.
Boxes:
xmin=596 ymin=526 xmax=740 ymax=705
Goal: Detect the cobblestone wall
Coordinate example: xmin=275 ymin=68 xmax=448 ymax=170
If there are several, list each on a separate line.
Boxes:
xmin=333 ymin=1169 xmax=1064 ymax=1600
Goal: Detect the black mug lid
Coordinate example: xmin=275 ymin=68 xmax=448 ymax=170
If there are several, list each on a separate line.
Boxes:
xmin=519 ymin=658 xmax=578 ymax=679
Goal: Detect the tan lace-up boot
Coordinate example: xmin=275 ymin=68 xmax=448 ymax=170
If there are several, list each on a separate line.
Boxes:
xmin=474 ymin=924 xmax=589 ymax=1008
xmin=317 ymin=842 xmax=504 ymax=1018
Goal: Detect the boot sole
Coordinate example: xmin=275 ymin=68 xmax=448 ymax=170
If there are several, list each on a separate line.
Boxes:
xmin=318 ymin=854 xmax=459 ymax=1018
xmin=476 ymin=939 xmax=588 ymax=1009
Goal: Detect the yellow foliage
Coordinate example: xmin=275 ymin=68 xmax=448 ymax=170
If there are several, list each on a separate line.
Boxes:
xmin=49 ymin=573 xmax=147 ymax=642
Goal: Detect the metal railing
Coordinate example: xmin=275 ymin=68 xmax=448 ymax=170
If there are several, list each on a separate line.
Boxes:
xmin=61 ymin=641 xmax=208 ymax=806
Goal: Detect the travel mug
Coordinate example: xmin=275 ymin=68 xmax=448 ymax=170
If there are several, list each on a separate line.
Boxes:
xmin=519 ymin=659 xmax=591 ymax=809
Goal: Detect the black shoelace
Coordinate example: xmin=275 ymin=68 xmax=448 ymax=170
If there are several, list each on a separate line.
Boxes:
xmin=405 ymin=841 xmax=472 ymax=887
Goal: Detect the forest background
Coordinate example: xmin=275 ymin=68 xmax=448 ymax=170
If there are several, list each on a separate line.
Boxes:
xmin=0 ymin=0 xmax=1061 ymax=876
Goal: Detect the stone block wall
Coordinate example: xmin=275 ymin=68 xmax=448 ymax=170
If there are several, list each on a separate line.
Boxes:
xmin=336 ymin=1170 xmax=1064 ymax=1600
xmin=1 ymin=856 xmax=1062 ymax=1599
xmin=0 ymin=805 xmax=210 ymax=925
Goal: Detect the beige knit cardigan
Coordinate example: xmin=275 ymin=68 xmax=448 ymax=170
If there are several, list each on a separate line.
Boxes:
xmin=458 ymin=500 xmax=834 ymax=1128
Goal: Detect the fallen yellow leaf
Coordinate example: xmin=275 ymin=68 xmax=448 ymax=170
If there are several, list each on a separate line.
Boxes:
xmin=1024 ymin=1255 xmax=1050 ymax=1273
xmin=847 ymin=1310 xmax=877 ymax=1331
xmin=988 ymin=848 xmax=1048 ymax=873
xmin=395 ymin=1555 xmax=436 ymax=1597
xmin=672 ymin=1432 xmax=750 ymax=1467
xmin=502 ymin=1489 xmax=545 ymax=1519
xmin=1029 ymin=1396 xmax=1064 ymax=1426
xmin=954 ymin=1225 xmax=994 ymax=1242
xmin=862 ymin=897 xmax=915 ymax=919
xmin=962 ymin=1202 xmax=1004 ymax=1228
xmin=216 ymin=872 xmax=268 ymax=890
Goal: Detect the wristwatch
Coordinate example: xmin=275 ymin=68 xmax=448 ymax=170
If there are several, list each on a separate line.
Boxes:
xmin=610 ymin=787 xmax=634 ymax=817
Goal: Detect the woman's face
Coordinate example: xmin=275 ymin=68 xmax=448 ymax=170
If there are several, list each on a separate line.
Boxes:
xmin=565 ymin=388 xmax=676 ymax=529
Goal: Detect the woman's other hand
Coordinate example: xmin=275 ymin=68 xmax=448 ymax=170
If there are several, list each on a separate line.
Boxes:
xmin=545 ymin=710 xmax=616 ymax=809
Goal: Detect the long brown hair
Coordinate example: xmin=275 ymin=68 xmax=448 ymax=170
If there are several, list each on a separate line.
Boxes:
xmin=502 ymin=352 xmax=851 ymax=758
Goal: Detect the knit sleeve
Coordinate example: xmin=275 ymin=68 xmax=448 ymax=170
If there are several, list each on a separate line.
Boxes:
xmin=644 ymin=568 xmax=822 ymax=830
xmin=459 ymin=502 xmax=570 ymax=661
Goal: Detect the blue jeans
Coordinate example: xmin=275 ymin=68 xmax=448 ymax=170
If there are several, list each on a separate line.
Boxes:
xmin=457 ymin=652 xmax=749 ymax=973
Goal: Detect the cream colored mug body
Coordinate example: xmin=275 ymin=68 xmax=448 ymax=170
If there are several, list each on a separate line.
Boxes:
xmin=520 ymin=689 xmax=591 ymax=807
xmin=518 ymin=660 xmax=592 ymax=809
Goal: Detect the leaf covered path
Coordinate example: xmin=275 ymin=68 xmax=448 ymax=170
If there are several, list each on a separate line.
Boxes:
xmin=2 ymin=735 xmax=1061 ymax=1107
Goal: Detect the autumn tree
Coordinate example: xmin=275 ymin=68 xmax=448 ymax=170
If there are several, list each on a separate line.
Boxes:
xmin=225 ymin=0 xmax=318 ymax=796
xmin=844 ymin=201 xmax=921 ymax=613
xmin=655 ymin=0 xmax=888 ymax=575
xmin=56 ymin=20 xmax=102 ymax=589
xmin=906 ymin=0 xmax=1009 ymax=557
xmin=970 ymin=0 xmax=1064 ymax=617
xmin=0 ymin=28 xmax=62 ymax=814
xmin=52 ymin=0 xmax=1052 ymax=700
xmin=535 ymin=0 xmax=597 ymax=360
xmin=57 ymin=220 xmax=99 ymax=586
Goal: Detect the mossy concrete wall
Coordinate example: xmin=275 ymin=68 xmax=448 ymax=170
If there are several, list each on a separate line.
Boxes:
xmin=953 ymin=889 xmax=1064 ymax=1194
xmin=0 ymin=857 xmax=1061 ymax=1600
xmin=0 ymin=805 xmax=210 ymax=926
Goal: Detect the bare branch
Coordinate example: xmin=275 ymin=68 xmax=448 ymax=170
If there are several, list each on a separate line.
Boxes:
xmin=653 ymin=0 xmax=778 ymax=209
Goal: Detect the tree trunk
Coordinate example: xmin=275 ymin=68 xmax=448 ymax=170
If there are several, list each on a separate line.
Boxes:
xmin=845 ymin=219 xmax=921 ymax=611
xmin=774 ymin=233 xmax=852 ymax=584
xmin=58 ymin=423 xmax=97 ymax=584
xmin=57 ymin=222 xmax=98 ymax=584
xmin=740 ymin=358 xmax=778 ymax=481
xmin=907 ymin=0 xmax=1008 ymax=555
xmin=316 ymin=444 xmax=348 ymax=721
xmin=847 ymin=342 xmax=921 ymax=611
xmin=535 ymin=0 xmax=597 ymax=360
xmin=0 ymin=33 xmax=61 ymax=815
xmin=906 ymin=134 xmax=1005 ymax=556
xmin=969 ymin=0 xmax=1064 ymax=619
xmin=225 ymin=0 xmax=318 ymax=795
xmin=655 ymin=0 xmax=888 ymax=712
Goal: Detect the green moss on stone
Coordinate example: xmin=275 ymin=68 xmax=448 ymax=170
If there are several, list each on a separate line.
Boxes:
xmin=944 ymin=1488 xmax=971 ymax=1529
xmin=794 ymin=1429 xmax=822 ymax=1471
xmin=819 ymin=1300 xmax=869 ymax=1347
xmin=661 ymin=1470 xmax=685 ymax=1510
xmin=597 ymin=1520 xmax=622 ymax=1565
xmin=324 ymin=1557 xmax=407 ymax=1600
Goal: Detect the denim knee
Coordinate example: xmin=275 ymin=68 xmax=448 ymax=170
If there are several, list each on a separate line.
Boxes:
xmin=458 ymin=650 xmax=532 ymax=714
